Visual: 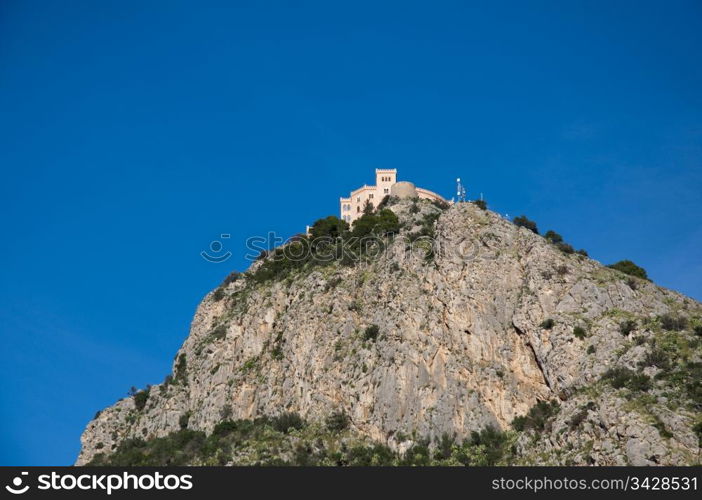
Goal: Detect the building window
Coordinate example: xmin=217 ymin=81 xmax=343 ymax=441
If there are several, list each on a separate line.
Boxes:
xmin=369 ymin=194 xmax=374 ymax=199
xmin=384 ymin=188 xmax=389 ymax=194
xmin=357 ymin=206 xmax=360 ymax=213
xmin=357 ymin=197 xmax=360 ymax=202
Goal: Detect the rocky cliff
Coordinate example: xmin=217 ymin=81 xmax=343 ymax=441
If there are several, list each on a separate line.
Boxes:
xmin=77 ymin=198 xmax=702 ymax=466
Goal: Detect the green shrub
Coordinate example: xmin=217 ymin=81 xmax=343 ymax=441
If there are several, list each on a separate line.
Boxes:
xmin=628 ymin=373 xmax=652 ymax=392
xmin=576 ymin=249 xmax=588 ymax=257
xmin=363 ymin=324 xmax=380 ymax=341
xmin=601 ymin=367 xmax=651 ymax=392
xmin=542 ymin=230 xmax=581 ymax=255
xmin=540 ymin=318 xmax=555 ymax=330
xmin=619 ymin=320 xmax=636 ymax=336
xmin=175 ymin=354 xmax=188 ymax=384
xmin=376 ymin=195 xmax=392 ymax=210
xmin=639 ymin=348 xmax=671 ymax=370
xmin=133 ymin=387 xmax=150 ymax=411
xmin=544 ymin=230 xmax=563 ymax=244
xmin=345 ymin=444 xmax=396 ymax=466
xmin=87 ymin=430 xmax=207 ymax=466
xmin=271 ymin=345 xmax=283 ymax=360
xmin=406 ymin=211 xmax=441 ymax=262
xmin=374 ymin=209 xmax=401 ymax=236
xmin=241 ymin=357 xmax=259 ymax=374
xmin=555 ymin=242 xmax=575 ymax=254
xmin=573 ymin=326 xmax=587 ymax=340
xmin=694 ymin=326 xmax=702 ymax=337
xmin=210 ymin=324 xmax=227 ymax=340
xmin=568 ymin=407 xmax=589 ymax=430
xmin=683 ymin=362 xmax=702 ymax=410
xmin=602 ymin=367 xmax=632 ymax=389
xmin=513 ymin=215 xmax=539 ymax=234
xmin=221 ymin=271 xmax=241 ymax=287
xmin=587 ymin=345 xmax=596 ymax=354
xmin=250 ymin=242 xmax=312 ymax=284
xmin=309 ymin=215 xmax=349 ymax=240
xmin=325 ymin=411 xmax=351 ymax=432
xmin=658 ymin=314 xmax=688 ymax=331
xmin=467 ymin=427 xmax=511 ymax=465
xmin=512 ymin=400 xmax=560 ymax=432
xmin=351 ymin=209 xmax=400 ymax=238
xmin=652 ymin=417 xmax=673 ymax=439
xmin=433 ymin=433 xmax=456 ymax=461
xmin=271 ymin=412 xmax=305 ymax=434
xmin=432 ymin=199 xmax=451 ymax=210
xmin=693 ymin=421 xmax=702 ymax=448
xmin=453 ymin=429 xmax=514 ymax=465
xmin=219 ymin=405 xmax=233 ymax=420
xmin=472 ymin=199 xmax=487 ymax=210
xmin=608 ymin=260 xmax=648 ymax=280
xmin=398 ymin=441 xmax=432 ymax=466
xmin=179 ymin=412 xmax=190 ymax=430
xmin=212 ymin=288 xmax=225 ymax=301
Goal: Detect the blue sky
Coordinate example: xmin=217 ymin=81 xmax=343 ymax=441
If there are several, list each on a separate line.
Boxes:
xmin=1 ymin=1 xmax=700 ymax=465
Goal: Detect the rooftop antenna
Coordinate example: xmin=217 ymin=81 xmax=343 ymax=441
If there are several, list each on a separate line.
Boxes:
xmin=456 ymin=178 xmax=466 ymax=202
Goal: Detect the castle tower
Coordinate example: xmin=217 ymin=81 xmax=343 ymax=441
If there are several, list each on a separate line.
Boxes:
xmin=375 ymin=169 xmax=397 ymax=198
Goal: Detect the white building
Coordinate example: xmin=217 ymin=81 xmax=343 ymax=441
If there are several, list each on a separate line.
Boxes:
xmin=339 ymin=169 xmax=446 ymax=223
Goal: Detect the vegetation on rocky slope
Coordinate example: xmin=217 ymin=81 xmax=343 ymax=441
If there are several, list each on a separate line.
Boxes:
xmin=87 ymin=413 xmax=516 ymax=466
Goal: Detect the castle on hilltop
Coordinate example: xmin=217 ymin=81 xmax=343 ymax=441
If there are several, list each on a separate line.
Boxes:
xmin=339 ymin=169 xmax=447 ymax=223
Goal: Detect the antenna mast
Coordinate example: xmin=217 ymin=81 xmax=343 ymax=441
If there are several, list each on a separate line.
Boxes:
xmin=456 ymin=178 xmax=466 ymax=202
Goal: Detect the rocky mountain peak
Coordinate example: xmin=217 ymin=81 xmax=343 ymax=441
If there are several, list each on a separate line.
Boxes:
xmin=77 ymin=197 xmax=702 ymax=466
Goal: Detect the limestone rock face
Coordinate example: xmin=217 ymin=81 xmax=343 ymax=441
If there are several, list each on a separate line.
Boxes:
xmin=76 ymin=199 xmax=702 ymax=465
